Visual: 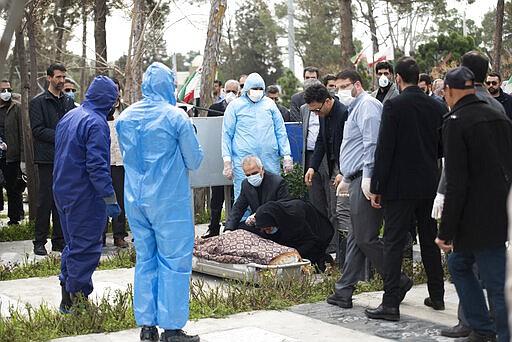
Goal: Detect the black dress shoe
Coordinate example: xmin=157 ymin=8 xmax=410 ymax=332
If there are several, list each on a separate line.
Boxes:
xmin=7 ymin=221 xmax=19 ymax=226
xmin=456 ymin=331 xmax=496 ymax=342
xmin=424 ymin=297 xmax=445 ymax=310
xmin=52 ymin=242 xmax=66 ymax=252
xmin=399 ymin=275 xmax=413 ymax=303
xmin=34 ymin=244 xmax=47 ymax=256
xmin=326 ymin=294 xmax=353 ymax=308
xmin=365 ymin=304 xmax=400 ymax=321
xmin=440 ymin=321 xmax=472 ymax=338
xmin=201 ymin=229 xmax=219 ymax=239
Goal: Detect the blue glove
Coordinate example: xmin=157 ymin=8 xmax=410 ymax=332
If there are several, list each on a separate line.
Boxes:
xmin=106 ymin=203 xmax=121 ymax=220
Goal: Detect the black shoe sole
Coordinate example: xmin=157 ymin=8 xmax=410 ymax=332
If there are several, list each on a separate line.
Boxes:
xmin=365 ymin=311 xmax=400 ymax=321
xmin=424 ymin=298 xmax=445 ymax=310
xmin=326 ymin=297 xmax=353 ymax=309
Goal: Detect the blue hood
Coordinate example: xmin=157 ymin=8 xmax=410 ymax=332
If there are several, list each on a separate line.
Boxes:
xmin=82 ymin=76 xmax=118 ymax=118
xmin=242 ymin=72 xmax=266 ymax=97
xmin=142 ymin=62 xmax=176 ymax=105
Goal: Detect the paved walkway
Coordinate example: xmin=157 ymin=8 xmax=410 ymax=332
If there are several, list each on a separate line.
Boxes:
xmin=0 ymin=224 xmax=459 ymax=341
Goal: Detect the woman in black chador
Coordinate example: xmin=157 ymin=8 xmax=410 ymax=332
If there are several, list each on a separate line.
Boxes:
xmin=255 ymin=199 xmax=334 ymax=271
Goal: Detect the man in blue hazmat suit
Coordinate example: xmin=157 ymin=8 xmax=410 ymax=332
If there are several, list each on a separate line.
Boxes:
xmin=53 ymin=76 xmax=121 ymax=311
xmin=222 ymin=72 xmax=293 ymax=201
xmin=116 ymin=62 xmax=203 ymax=342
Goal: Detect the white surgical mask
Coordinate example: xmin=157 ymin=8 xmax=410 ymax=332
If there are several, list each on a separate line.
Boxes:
xmin=247 ymin=173 xmax=263 ymax=187
xmin=248 ymin=89 xmax=264 ymax=103
xmin=337 ymin=89 xmax=354 ymax=106
xmin=224 ymin=92 xmax=237 ymax=104
xmin=379 ymin=75 xmax=390 ymax=88
xmin=0 ymin=91 xmax=11 ymax=102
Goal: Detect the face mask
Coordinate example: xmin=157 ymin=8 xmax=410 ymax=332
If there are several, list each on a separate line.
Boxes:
xmin=337 ymin=89 xmax=354 ymax=106
xmin=225 ymin=92 xmax=237 ymax=104
xmin=378 ymin=75 xmax=390 ymax=88
xmin=268 ymin=227 xmax=278 ymax=234
xmin=248 ymin=89 xmax=264 ymax=103
xmin=0 ymin=92 xmax=11 ymax=102
xmin=247 ymin=172 xmax=263 ymax=187
xmin=65 ymin=92 xmax=75 ymax=100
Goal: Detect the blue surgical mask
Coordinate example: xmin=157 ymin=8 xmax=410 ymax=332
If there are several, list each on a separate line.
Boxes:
xmin=247 ymin=173 xmax=263 ymax=187
xmin=65 ymin=91 xmax=75 ymax=100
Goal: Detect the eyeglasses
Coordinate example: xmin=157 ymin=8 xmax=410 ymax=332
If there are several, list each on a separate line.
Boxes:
xmin=0 ymin=88 xmax=12 ymax=93
xmin=377 ymin=71 xmax=390 ymax=76
xmin=64 ymin=88 xmax=77 ymax=93
xmin=225 ymin=89 xmax=238 ymax=94
xmin=485 ymin=81 xmax=498 ymax=86
xmin=310 ymin=100 xmax=326 ymax=113
xmin=337 ymin=82 xmax=355 ymax=90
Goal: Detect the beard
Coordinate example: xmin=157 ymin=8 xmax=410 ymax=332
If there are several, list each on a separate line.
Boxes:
xmin=488 ymin=87 xmax=499 ymax=95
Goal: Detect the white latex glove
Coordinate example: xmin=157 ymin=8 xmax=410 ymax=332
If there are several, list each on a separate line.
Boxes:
xmin=222 ymin=160 xmax=234 ymax=180
xmin=20 ymin=162 xmax=26 ymax=174
xmin=336 ymin=179 xmax=350 ymax=197
xmin=361 ymin=177 xmax=372 ymax=200
xmin=0 ymin=142 xmax=7 ymax=151
xmin=245 ymin=213 xmax=256 ymax=226
xmin=283 ymin=156 xmax=293 ymax=174
xmin=431 ymin=192 xmax=445 ymax=219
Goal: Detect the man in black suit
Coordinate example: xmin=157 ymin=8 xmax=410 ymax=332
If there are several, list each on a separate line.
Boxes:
xmin=202 ymin=80 xmax=240 ymax=238
xmin=290 ymin=66 xmax=319 ymax=122
xmin=366 ymin=57 xmax=445 ymax=321
xmin=224 ymin=155 xmax=289 ymax=233
xmin=436 ymin=67 xmax=512 ymax=342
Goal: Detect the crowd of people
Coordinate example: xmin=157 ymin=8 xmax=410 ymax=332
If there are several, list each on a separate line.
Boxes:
xmin=1 ymin=48 xmax=511 ymax=342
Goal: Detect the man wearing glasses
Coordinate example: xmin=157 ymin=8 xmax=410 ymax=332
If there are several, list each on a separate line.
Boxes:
xmin=486 ymin=72 xmax=512 ymax=120
xmin=304 ymin=83 xmax=348 ymax=267
xmin=266 ymin=85 xmax=290 ymax=122
xmin=371 ymin=61 xmax=399 ymax=104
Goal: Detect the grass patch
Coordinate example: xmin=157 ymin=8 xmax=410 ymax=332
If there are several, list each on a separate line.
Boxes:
xmin=0 ymin=247 xmax=136 ymax=281
xmin=0 ymin=221 xmax=35 ymax=242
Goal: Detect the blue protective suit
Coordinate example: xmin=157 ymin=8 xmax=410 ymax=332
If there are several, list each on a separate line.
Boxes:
xmin=53 ymin=76 xmax=118 ymax=296
xmin=222 ymin=72 xmax=291 ymax=200
xmin=115 ymin=62 xmax=203 ymax=330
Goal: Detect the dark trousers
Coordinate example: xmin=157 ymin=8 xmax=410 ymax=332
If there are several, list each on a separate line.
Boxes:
xmin=449 ymin=247 xmax=509 ymax=341
xmin=34 ymin=164 xmax=63 ymax=246
xmin=0 ymin=159 xmax=23 ymax=222
xmin=105 ymin=165 xmax=127 ymax=239
xmin=382 ymin=199 xmax=444 ymax=308
xmin=209 ymin=185 xmax=224 ymax=230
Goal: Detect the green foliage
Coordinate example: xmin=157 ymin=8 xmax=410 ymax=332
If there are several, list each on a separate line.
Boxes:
xmin=0 ymin=247 xmax=136 ymax=281
xmin=433 ymin=8 xmax=483 ymax=47
xmin=142 ymin=0 xmax=172 ymax=70
xmin=277 ymin=68 xmax=300 ymax=108
xmin=218 ymin=0 xmax=284 ymax=84
xmin=0 ymin=221 xmax=35 ymax=242
xmin=0 ymin=286 xmax=136 ymax=341
xmin=481 ymin=2 xmax=512 ymax=70
xmin=289 ymin=0 xmax=341 ymax=74
xmin=416 ymin=32 xmax=478 ymax=73
xmin=281 ymin=162 xmax=307 ymax=200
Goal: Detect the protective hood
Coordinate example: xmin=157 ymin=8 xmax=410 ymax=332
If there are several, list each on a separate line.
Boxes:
xmin=82 ymin=76 xmax=118 ymax=118
xmin=142 ymin=62 xmax=176 ymax=105
xmin=241 ymin=72 xmax=266 ymax=97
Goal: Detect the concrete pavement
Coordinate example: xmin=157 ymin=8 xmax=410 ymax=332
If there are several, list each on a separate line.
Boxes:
xmin=0 ymin=223 xmax=460 ymax=341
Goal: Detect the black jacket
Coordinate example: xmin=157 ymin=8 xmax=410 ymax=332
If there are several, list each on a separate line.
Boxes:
xmin=2 ymin=101 xmax=24 ymax=162
xmin=290 ymin=92 xmax=305 ymax=122
xmin=29 ymin=90 xmax=75 ymax=164
xmin=208 ymin=100 xmax=227 ymax=117
xmin=438 ymin=94 xmax=512 ymax=252
xmin=371 ymin=86 xmax=444 ymax=199
xmin=310 ymin=99 xmax=348 ymax=177
xmin=495 ymin=88 xmax=512 ymax=120
xmin=224 ymin=171 xmax=289 ymax=230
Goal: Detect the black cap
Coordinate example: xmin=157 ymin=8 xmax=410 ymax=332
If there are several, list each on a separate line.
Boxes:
xmin=444 ymin=66 xmax=475 ymax=89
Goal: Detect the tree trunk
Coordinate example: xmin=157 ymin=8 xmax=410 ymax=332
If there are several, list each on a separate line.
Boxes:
xmin=364 ymin=0 xmax=378 ymax=57
xmin=94 ymin=0 xmax=108 ymax=75
xmin=124 ymin=0 xmax=146 ymax=103
xmin=26 ymin=2 xmax=39 ymax=97
xmin=493 ymin=0 xmax=505 ymax=73
xmin=55 ymin=0 xmax=66 ymax=63
xmin=15 ymin=22 xmax=38 ymax=220
xmin=194 ymin=0 xmax=227 ymax=217
xmin=339 ymin=0 xmax=355 ymax=69
xmin=80 ymin=0 xmax=88 ymax=102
